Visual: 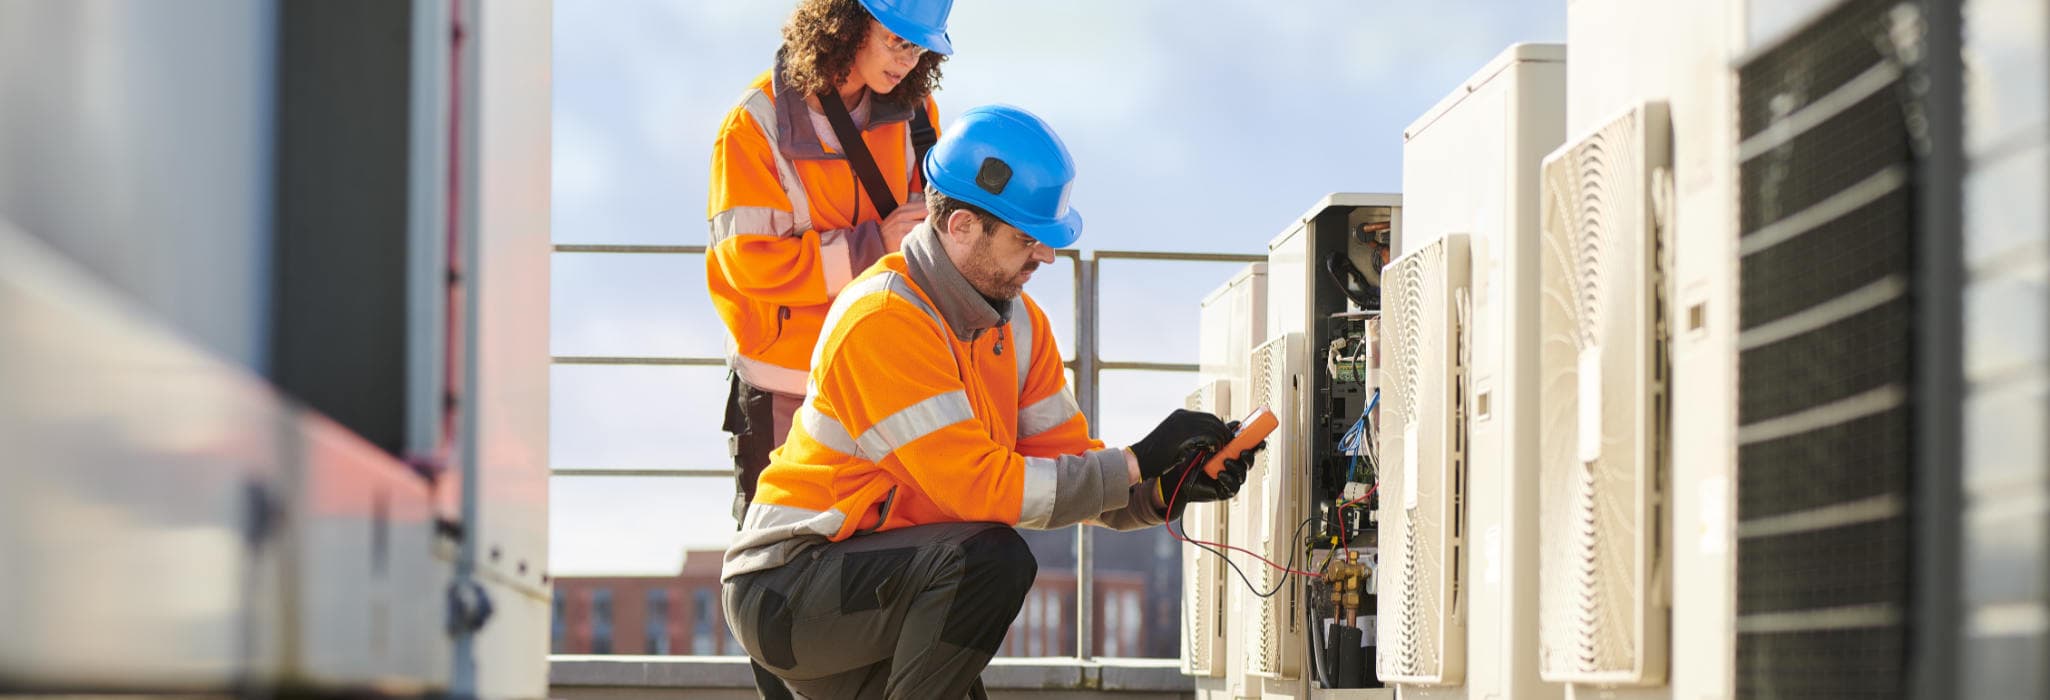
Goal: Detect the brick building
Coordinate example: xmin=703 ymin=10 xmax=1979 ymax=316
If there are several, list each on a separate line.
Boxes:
xmin=552 ymin=548 xmax=1150 ymax=657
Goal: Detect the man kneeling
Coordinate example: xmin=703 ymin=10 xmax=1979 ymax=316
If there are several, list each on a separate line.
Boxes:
xmin=721 ymin=104 xmax=1259 ymax=698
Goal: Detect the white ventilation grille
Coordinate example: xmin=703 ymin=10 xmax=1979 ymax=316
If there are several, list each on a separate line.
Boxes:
xmin=1375 ymin=235 xmax=1469 ymax=686
xmin=1535 ymin=101 xmax=1672 ymax=686
xmin=1180 ymin=380 xmax=1229 ymax=677
xmin=1245 ymin=333 xmax=1302 ymax=681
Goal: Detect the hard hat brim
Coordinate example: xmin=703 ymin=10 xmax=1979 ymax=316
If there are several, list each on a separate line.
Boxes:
xmin=1018 ymin=209 xmax=1082 ymax=250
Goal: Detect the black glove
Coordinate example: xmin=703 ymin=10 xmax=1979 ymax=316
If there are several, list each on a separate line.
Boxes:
xmin=1129 ymin=409 xmax=1232 ymax=481
xmin=1158 ymin=439 xmax=1263 ymax=521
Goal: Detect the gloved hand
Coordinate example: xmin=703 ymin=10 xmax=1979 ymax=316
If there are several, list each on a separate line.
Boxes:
xmin=1158 ymin=438 xmax=1264 ymax=521
xmin=1128 ymin=409 xmax=1233 ymax=481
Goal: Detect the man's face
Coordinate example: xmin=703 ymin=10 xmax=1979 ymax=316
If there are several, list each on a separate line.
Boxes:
xmin=956 ymin=215 xmax=1056 ymax=300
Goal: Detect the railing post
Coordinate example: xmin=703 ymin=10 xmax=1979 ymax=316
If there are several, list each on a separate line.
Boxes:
xmin=1073 ymin=253 xmax=1099 ymax=661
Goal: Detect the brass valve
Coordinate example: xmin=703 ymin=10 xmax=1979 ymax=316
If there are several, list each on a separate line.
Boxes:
xmin=1327 ymin=550 xmax=1369 ymax=616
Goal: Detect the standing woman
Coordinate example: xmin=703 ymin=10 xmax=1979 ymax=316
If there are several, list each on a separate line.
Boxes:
xmin=708 ymin=0 xmax=953 ymax=520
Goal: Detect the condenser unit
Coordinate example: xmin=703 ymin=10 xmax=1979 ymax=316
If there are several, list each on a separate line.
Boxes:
xmin=1535 ymin=101 xmax=1673 ymax=686
xmin=1375 ymin=234 xmax=1470 ymax=685
xmin=1398 ymin=42 xmax=1565 ymax=700
xmin=1190 ymin=263 xmax=1266 ymax=688
xmin=1734 ymin=1 xmax=1919 ymax=693
xmin=1182 ymin=379 xmax=1232 ymax=678
xmin=1240 ymin=332 xmax=1307 ymax=684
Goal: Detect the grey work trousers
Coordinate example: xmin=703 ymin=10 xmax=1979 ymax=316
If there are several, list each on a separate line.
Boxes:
xmin=723 ymin=522 xmax=1037 ymax=699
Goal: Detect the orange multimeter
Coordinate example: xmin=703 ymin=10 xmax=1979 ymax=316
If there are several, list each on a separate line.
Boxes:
xmin=1202 ymin=406 xmax=1277 ymax=477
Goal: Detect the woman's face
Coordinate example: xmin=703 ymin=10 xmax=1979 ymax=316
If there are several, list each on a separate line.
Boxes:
xmin=849 ymin=20 xmax=926 ymax=95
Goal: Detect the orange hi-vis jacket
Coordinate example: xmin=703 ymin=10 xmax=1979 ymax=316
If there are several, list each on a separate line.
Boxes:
xmin=706 ymin=60 xmax=940 ymax=396
xmin=723 ymin=226 xmax=1166 ymax=579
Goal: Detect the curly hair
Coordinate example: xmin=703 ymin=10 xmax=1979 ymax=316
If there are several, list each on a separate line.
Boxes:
xmin=781 ymin=0 xmax=945 ymax=110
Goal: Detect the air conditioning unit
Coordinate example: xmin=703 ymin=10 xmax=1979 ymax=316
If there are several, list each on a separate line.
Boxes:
xmin=1201 ymin=263 xmax=1269 ymax=419
xmin=1399 ymin=42 xmax=1566 ymax=700
xmin=1535 ymin=101 xmax=1672 ymax=686
xmin=1195 ymin=263 xmax=1265 ymax=696
xmin=1181 ymin=379 xmax=1231 ymax=678
xmin=1240 ymin=332 xmax=1306 ymax=684
xmin=1733 ymin=1 xmax=1919 ymax=692
xmin=1376 ymin=234 xmax=1470 ymax=686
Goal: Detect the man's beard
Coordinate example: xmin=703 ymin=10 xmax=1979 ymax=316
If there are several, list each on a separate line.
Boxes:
xmin=964 ymin=239 xmax=1036 ymax=300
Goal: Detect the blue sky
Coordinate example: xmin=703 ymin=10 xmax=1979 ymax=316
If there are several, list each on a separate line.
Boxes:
xmin=548 ymin=1 xmax=1566 ymax=576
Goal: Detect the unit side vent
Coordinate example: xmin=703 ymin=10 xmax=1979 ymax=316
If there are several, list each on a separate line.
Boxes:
xmin=1535 ymin=101 xmax=1674 ymax=686
xmin=1375 ymin=235 xmax=1470 ymax=685
xmin=1180 ymin=380 xmax=1231 ymax=677
xmin=1247 ymin=333 xmax=1304 ymax=681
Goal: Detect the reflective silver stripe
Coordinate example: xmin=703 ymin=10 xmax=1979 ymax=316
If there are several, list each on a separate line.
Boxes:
xmin=740 ymin=501 xmax=845 ymax=535
xmin=709 ymin=206 xmax=795 ymax=245
xmin=903 ymin=121 xmax=918 ymax=183
xmin=812 ymin=273 xmax=900 ymax=369
xmin=801 ymin=271 xmax=969 ymax=462
xmin=738 ymin=89 xmax=813 ymax=235
xmin=811 ymin=272 xmax=953 ymax=370
xmin=730 ymin=352 xmax=808 ymax=396
xmin=1018 ymin=388 xmax=1082 ymax=439
xmin=798 ymin=400 xmax=861 ymax=457
xmin=858 ymin=390 xmax=974 ymax=460
xmin=725 ymin=502 xmax=854 ymax=579
xmin=883 ymin=272 xmax=946 ymax=332
xmin=1010 ymin=312 xmax=1033 ymax=395
xmin=819 ymin=230 xmax=854 ymax=295
xmin=1018 ymin=456 xmax=1059 ymax=529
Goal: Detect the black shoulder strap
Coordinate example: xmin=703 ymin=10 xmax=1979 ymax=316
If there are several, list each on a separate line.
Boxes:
xmin=909 ymin=104 xmax=937 ymax=187
xmin=817 ymin=90 xmax=900 ymax=218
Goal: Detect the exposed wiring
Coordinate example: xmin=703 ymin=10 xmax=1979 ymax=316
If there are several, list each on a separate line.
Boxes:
xmin=1340 ymin=389 xmax=1381 ymax=483
xmin=1163 ymin=452 xmax=1327 ymax=597
xmin=1339 ymin=483 xmax=1379 ymax=510
xmin=1167 ymin=508 xmax=1322 ymax=599
xmin=1335 ymin=484 xmax=1378 ymax=548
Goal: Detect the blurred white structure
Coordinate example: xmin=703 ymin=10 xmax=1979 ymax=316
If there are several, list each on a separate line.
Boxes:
xmin=0 ymin=1 xmax=554 ymax=696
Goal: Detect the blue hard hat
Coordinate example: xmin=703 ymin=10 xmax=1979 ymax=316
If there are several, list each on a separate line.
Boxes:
xmin=924 ymin=104 xmax=1084 ymax=248
xmin=857 ymin=0 xmax=954 ymax=56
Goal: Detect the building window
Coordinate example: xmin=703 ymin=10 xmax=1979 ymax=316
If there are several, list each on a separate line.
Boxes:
xmin=551 ymin=594 xmax=567 ymax=654
xmin=1028 ymin=593 xmax=1046 ymax=656
xmin=1047 ymin=590 xmax=1065 ymax=656
xmin=1005 ymin=607 xmax=1025 ymax=656
xmin=692 ymin=588 xmax=715 ymax=655
xmin=591 ymin=588 xmax=613 ymax=654
xmin=645 ymin=588 xmax=671 ymax=654
xmin=1120 ymin=590 xmax=1141 ymax=657
xmin=1103 ymin=591 xmax=1121 ymax=657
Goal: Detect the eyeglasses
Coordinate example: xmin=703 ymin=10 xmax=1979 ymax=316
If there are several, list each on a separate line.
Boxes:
xmin=1012 ymin=230 xmax=1047 ymax=251
xmin=879 ymin=33 xmax=927 ymax=60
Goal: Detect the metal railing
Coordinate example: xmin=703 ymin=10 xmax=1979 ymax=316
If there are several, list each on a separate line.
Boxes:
xmin=549 ymin=242 xmax=1262 ymax=660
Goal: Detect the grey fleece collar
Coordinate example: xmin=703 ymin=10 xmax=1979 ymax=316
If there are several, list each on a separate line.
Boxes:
xmin=901 ymin=223 xmax=1012 ymax=343
xmin=771 ymin=49 xmax=917 ymax=163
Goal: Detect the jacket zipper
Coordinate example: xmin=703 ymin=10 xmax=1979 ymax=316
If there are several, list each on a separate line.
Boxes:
xmin=855 ymin=486 xmax=898 ymax=536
